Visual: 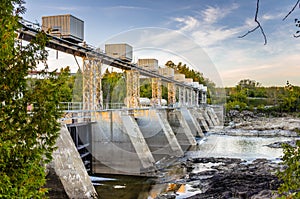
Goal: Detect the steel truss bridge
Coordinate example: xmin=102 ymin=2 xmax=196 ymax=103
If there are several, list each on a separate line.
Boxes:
xmin=18 ymin=19 xmax=207 ymax=121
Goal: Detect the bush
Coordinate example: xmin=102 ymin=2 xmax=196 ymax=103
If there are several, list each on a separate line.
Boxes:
xmin=277 ymin=130 xmax=300 ymax=198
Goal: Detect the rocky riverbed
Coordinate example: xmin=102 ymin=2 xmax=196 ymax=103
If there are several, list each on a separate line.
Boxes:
xmin=155 ymin=113 xmax=300 ymax=199
xmin=156 ymin=157 xmax=283 ymax=199
xmin=224 ymin=110 xmax=300 ymax=136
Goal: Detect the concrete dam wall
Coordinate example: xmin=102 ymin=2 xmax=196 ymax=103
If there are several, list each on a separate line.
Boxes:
xmin=47 ymin=106 xmax=221 ymax=198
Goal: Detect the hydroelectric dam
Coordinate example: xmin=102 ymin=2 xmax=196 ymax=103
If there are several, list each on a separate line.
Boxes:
xmin=18 ymin=15 xmax=223 ymax=198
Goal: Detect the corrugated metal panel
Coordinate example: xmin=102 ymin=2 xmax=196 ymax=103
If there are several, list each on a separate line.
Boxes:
xmin=105 ymin=44 xmax=133 ymax=62
xmin=42 ymin=14 xmax=84 ymax=43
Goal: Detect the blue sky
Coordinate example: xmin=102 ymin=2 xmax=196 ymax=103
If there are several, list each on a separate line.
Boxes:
xmin=24 ymin=0 xmax=300 ymax=87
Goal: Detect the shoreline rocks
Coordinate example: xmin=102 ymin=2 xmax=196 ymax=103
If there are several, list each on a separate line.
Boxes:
xmin=222 ymin=111 xmax=300 ymax=137
xmin=155 ymin=114 xmax=299 ymax=199
xmin=186 ymin=158 xmax=281 ymax=199
xmin=265 ymin=140 xmax=299 ymax=148
xmin=156 ymin=157 xmax=282 ymax=199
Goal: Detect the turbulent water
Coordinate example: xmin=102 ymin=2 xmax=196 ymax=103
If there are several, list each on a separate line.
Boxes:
xmin=93 ymin=132 xmax=295 ymax=199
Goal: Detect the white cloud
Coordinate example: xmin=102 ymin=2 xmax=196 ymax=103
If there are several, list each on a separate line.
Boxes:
xmin=174 ymin=16 xmax=199 ymax=31
xmin=261 ymin=12 xmax=284 ymax=21
xmin=191 ymin=26 xmax=242 ymax=47
xmin=202 ymin=3 xmax=239 ymax=24
xmin=202 ymin=6 xmax=221 ymax=24
xmin=171 ymin=3 xmax=243 ymax=48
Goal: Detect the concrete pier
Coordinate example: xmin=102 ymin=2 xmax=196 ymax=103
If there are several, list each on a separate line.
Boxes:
xmin=210 ymin=105 xmax=224 ymax=126
xmin=201 ymin=107 xmax=214 ymax=127
xmin=64 ymin=106 xmax=223 ymax=176
xmin=181 ymin=107 xmax=204 ymax=137
xmin=167 ymin=109 xmax=197 ymax=150
xmin=92 ymin=111 xmax=156 ymax=175
xmin=191 ymin=108 xmax=210 ymax=132
xmin=49 ymin=125 xmax=97 ymax=198
xmin=206 ymin=107 xmax=218 ymax=126
xmin=136 ymin=109 xmax=184 ymax=162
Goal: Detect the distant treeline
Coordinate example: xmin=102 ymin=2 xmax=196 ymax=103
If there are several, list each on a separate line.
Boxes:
xmin=225 ymin=79 xmax=300 ymax=116
xmin=98 ymin=60 xmax=216 ymax=107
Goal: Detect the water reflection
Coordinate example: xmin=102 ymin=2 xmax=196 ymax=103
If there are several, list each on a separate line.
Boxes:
xmin=187 ymin=134 xmax=292 ymax=161
xmin=94 ymin=175 xmax=202 ymax=199
xmin=94 ymin=134 xmax=295 ymax=198
xmin=94 ymin=174 xmax=155 ymax=199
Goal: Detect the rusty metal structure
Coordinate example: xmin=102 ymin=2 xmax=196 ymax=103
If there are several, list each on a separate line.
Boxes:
xmin=167 ymin=83 xmax=176 ymax=106
xmin=18 ymin=18 xmax=207 ymax=113
xmin=125 ymin=70 xmax=140 ymax=108
xmin=151 ymin=78 xmax=162 ymax=106
xmin=82 ymin=57 xmax=102 ymax=120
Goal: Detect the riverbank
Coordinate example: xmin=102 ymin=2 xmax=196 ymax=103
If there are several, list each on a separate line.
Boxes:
xmin=156 ymin=156 xmax=283 ymax=199
xmin=221 ymin=110 xmax=300 ymax=137
xmin=155 ymin=113 xmax=299 ymax=199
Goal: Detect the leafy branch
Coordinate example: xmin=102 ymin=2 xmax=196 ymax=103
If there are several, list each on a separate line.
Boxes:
xmin=294 ymin=18 xmax=300 ymax=37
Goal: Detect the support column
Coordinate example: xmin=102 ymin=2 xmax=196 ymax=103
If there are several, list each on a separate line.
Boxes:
xmin=125 ymin=70 xmax=140 ymax=108
xmin=178 ymin=86 xmax=186 ymax=107
xmin=198 ymin=90 xmax=202 ymax=105
xmin=186 ymin=89 xmax=193 ymax=106
xmin=193 ymin=90 xmax=198 ymax=106
xmin=202 ymin=86 xmax=207 ymax=104
xmin=151 ymin=78 xmax=162 ymax=107
xmin=82 ymin=57 xmax=102 ymax=121
xmin=167 ymin=83 xmax=176 ymax=107
xmin=202 ymin=91 xmax=207 ymax=104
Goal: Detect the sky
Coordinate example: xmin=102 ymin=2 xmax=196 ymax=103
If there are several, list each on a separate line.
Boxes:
xmin=23 ymin=0 xmax=300 ymax=87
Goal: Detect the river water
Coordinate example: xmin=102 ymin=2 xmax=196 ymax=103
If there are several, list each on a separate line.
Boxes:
xmin=93 ymin=133 xmax=294 ymax=199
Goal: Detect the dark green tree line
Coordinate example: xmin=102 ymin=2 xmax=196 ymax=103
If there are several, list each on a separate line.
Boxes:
xmin=226 ymin=79 xmax=300 ymax=114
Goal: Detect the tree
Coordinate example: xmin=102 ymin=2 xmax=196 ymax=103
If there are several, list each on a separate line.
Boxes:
xmin=225 ymin=79 xmax=266 ymax=111
xmin=165 ymin=61 xmax=206 ymax=85
xmin=277 ymin=129 xmax=300 ymax=198
xmin=165 ymin=60 xmax=218 ymax=104
xmin=102 ymin=69 xmax=126 ymax=108
xmin=72 ymin=69 xmax=83 ymax=102
xmin=0 ymin=0 xmax=66 ymax=197
xmin=140 ymin=78 xmax=152 ymax=99
xmin=278 ymin=81 xmax=300 ymax=113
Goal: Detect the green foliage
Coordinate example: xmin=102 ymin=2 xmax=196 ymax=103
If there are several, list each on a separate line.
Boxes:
xmin=226 ymin=86 xmax=248 ymax=111
xmin=71 ymin=69 xmax=83 ymax=102
xmin=165 ymin=61 xmax=206 ymax=85
xmin=225 ymin=80 xmax=300 ymax=114
xmin=277 ymin=132 xmax=300 ymax=198
xmin=278 ymin=81 xmax=300 ymax=113
xmin=140 ymin=79 xmax=152 ymax=99
xmin=162 ymin=84 xmax=168 ymax=100
xmin=0 ymin=0 xmax=65 ymax=197
xmin=102 ymin=69 xmax=126 ymax=108
xmin=165 ymin=60 xmax=219 ymax=104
